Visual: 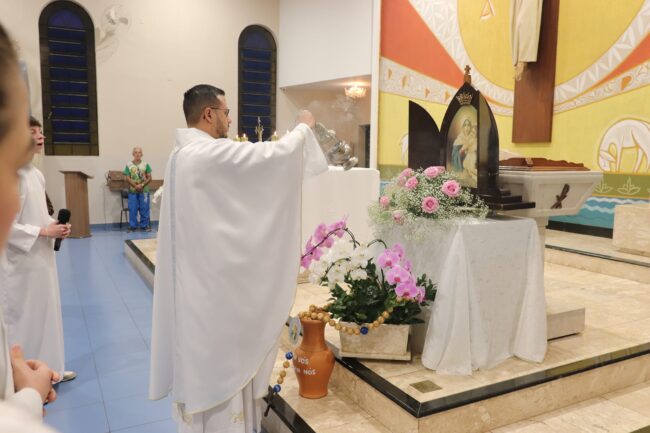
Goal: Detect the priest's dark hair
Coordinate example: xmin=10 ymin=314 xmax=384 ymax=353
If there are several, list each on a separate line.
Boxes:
xmin=0 ymin=23 xmax=18 ymax=142
xmin=183 ymin=84 xmax=225 ymax=125
xmin=29 ymin=116 xmax=41 ymax=128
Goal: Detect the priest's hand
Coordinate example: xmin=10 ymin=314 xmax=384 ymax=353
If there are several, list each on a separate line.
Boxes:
xmin=10 ymin=346 xmax=58 ymax=406
xmin=297 ymin=110 xmax=315 ymax=128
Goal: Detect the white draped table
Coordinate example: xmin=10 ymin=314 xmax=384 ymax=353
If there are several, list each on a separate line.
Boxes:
xmin=380 ymin=216 xmax=547 ymax=375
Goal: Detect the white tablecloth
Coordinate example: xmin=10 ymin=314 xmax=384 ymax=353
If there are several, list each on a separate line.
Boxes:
xmin=381 ymin=216 xmax=547 ymax=375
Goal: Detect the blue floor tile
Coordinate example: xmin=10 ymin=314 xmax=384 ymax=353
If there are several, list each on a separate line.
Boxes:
xmin=104 ymin=394 xmax=170 ymax=431
xmin=45 ymin=231 xmax=172 ymax=432
xmin=45 ymin=402 xmax=109 ymax=433
xmin=93 ymin=341 xmax=150 ymax=377
xmin=48 ymin=377 xmax=103 ymax=412
xmin=64 ymin=352 xmax=98 ymax=380
xmin=98 ymin=364 xmax=150 ymax=402
xmin=112 ymin=419 xmax=177 ymax=433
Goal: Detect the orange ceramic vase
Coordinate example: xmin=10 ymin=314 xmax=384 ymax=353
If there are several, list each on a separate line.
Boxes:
xmin=293 ymin=318 xmax=335 ymax=399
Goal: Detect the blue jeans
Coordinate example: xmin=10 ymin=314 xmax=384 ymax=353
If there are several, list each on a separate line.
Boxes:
xmin=128 ymin=192 xmax=150 ymax=229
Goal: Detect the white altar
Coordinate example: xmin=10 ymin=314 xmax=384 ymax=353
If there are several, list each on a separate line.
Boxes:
xmin=301 ymin=167 xmax=380 ymax=245
xmin=380 ymin=216 xmax=547 ymax=375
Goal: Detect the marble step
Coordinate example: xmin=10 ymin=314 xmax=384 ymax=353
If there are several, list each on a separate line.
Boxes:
xmin=546 ymin=298 xmax=584 ymax=340
xmin=265 ymin=350 xmax=650 ymax=433
xmin=493 ymin=381 xmax=650 ymax=433
xmin=546 ymin=246 xmax=650 ymax=284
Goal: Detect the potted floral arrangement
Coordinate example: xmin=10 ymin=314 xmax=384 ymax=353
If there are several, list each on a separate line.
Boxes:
xmin=369 ymin=166 xmax=489 ymax=239
xmin=298 ymin=217 xmax=436 ymax=360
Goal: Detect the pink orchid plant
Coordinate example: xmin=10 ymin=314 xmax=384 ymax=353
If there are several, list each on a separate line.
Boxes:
xmin=301 ymin=217 xmax=436 ymax=326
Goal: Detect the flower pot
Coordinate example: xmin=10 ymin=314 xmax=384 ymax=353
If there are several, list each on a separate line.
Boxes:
xmin=293 ymin=318 xmax=335 ymax=399
xmin=339 ymin=322 xmax=411 ymax=360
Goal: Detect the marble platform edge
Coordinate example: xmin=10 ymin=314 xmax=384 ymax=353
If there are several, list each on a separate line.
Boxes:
xmin=125 ymin=239 xmax=156 ymax=274
xmin=547 ymin=220 xmax=613 ymax=239
xmin=124 ymin=238 xmax=650 ymax=421
xmin=262 ymin=386 xmax=316 ymax=433
xmin=630 ymin=425 xmax=650 ymax=433
xmin=545 ymin=243 xmax=650 ymax=269
xmin=124 ymin=240 xmax=154 ymax=288
xmin=335 ymin=342 xmax=650 ymax=419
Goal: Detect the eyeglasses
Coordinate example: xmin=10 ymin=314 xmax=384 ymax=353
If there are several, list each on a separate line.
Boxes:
xmin=208 ymin=106 xmax=230 ymax=117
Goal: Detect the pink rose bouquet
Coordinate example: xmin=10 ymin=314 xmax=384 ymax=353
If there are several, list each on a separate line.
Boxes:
xmin=369 ymin=166 xmax=488 ymax=233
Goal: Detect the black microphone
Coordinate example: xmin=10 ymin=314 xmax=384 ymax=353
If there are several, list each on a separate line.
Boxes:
xmin=54 ymin=209 xmax=71 ymax=251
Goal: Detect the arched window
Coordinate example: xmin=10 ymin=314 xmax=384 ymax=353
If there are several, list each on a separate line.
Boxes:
xmin=39 ymin=1 xmax=98 ymax=156
xmin=238 ymin=26 xmax=276 ymax=142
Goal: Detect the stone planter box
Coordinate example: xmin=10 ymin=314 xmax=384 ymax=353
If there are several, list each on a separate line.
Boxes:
xmin=410 ymin=304 xmax=432 ymax=355
xmin=339 ymin=322 xmax=411 ymax=360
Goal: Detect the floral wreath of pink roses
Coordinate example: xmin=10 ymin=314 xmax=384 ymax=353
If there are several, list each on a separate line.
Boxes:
xmin=373 ymin=166 xmax=487 ymax=225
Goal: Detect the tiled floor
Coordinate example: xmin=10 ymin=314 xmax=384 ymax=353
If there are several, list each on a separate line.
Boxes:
xmin=44 ymin=228 xmax=176 ymax=433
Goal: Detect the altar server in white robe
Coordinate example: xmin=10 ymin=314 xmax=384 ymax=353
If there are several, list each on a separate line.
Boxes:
xmin=0 ymin=21 xmax=61 ymax=432
xmin=0 ymin=110 xmax=74 ymax=382
xmin=150 ymin=84 xmax=328 ymax=433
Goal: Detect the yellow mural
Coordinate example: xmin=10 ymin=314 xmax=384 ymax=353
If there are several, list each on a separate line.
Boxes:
xmin=379 ymin=0 xmax=650 ymax=183
xmin=457 ymin=0 xmax=645 ymax=89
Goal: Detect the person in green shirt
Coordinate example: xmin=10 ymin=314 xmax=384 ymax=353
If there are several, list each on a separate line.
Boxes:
xmin=123 ymin=147 xmax=152 ymax=232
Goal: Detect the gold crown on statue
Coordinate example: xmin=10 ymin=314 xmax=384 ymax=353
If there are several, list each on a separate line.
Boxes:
xmin=456 ymin=92 xmax=473 ymax=105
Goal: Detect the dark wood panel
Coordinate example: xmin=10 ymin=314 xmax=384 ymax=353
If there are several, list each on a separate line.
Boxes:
xmin=512 ymin=0 xmax=560 ymax=143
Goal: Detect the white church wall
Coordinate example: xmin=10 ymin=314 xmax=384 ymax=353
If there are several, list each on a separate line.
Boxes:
xmin=1 ymin=0 xmax=283 ymax=224
xmin=277 ymin=0 xmax=373 ymax=88
xmin=280 ymin=87 xmax=371 ymax=166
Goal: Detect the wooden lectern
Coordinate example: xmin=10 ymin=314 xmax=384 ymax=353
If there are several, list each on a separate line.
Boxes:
xmin=60 ymin=171 xmax=93 ymax=238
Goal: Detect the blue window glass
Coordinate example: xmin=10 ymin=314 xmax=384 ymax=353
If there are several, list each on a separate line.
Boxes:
xmin=239 ymin=26 xmax=276 ymax=141
xmin=40 ymin=1 xmax=98 ymax=155
xmin=49 ymin=10 xmax=83 ymax=29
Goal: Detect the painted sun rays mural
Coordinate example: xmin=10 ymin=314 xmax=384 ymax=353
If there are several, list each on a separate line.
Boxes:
xmin=378 ymin=0 xmax=650 ymax=229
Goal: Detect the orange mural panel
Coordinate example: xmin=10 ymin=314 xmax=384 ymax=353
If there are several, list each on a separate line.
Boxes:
xmin=381 ymin=0 xmax=464 ymax=88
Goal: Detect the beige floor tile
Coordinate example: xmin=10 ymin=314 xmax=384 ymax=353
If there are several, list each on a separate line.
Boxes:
xmin=533 ymin=397 xmax=650 ymax=433
xmin=490 ymin=420 xmax=557 ymax=433
xmin=546 ymin=230 xmax=650 ymax=266
xmin=472 ymin=345 xmax=575 ymax=385
xmin=280 ymin=389 xmax=371 ymax=431
xmin=132 ymin=238 xmax=158 ymax=265
xmin=603 ymin=381 xmax=650 ymax=418
xmin=360 ymin=355 xmax=427 ymax=378
xmin=385 ymin=368 xmax=487 ymax=402
xmin=604 ymin=318 xmax=650 ymax=345
xmin=548 ymin=326 xmax=638 ymax=359
xmin=319 ymin=417 xmax=391 ymax=433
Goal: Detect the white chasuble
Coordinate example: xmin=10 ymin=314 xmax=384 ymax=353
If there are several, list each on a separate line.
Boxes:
xmin=149 ymin=124 xmax=327 ymax=431
xmin=0 ymin=165 xmax=65 ymax=376
xmin=510 ymin=0 xmax=543 ymax=65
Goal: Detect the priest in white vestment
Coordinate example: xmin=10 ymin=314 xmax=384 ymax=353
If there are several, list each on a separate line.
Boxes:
xmin=0 ymin=126 xmax=72 ymax=381
xmin=150 ymin=84 xmax=328 ymax=433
